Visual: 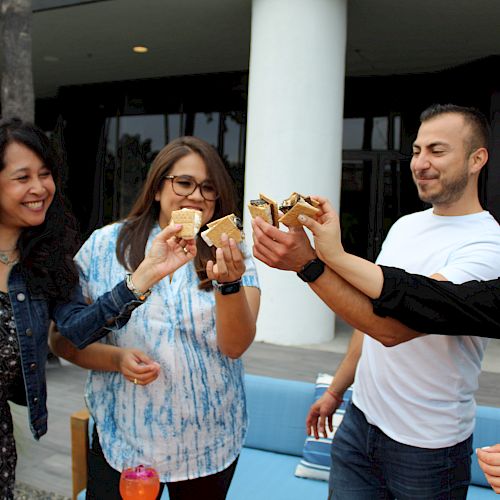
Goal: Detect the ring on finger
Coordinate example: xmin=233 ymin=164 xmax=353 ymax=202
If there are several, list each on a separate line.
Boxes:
xmin=133 ymin=378 xmax=138 ymax=385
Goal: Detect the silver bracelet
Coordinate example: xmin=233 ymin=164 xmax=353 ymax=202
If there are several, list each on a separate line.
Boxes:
xmin=125 ymin=273 xmax=152 ymax=301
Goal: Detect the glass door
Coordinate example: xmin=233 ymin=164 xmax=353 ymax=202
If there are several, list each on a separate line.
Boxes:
xmin=340 ymin=152 xmax=378 ymax=261
xmin=341 ymin=151 xmax=415 ymax=261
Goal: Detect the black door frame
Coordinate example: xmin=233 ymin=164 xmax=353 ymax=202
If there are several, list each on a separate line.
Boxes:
xmin=342 ymin=150 xmax=407 ymax=261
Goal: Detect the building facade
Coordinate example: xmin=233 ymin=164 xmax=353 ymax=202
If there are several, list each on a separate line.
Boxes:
xmin=21 ymin=0 xmax=500 ymax=343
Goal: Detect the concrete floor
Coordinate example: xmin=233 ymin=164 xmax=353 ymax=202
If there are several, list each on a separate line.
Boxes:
xmin=11 ymin=316 xmax=500 ymax=498
xmin=301 ymin=316 xmax=500 ymax=374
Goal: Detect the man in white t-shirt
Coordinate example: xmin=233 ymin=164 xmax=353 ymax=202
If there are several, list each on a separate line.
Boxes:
xmin=251 ymin=104 xmax=500 ymax=498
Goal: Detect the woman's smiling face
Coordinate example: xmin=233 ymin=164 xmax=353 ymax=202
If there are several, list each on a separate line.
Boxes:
xmin=0 ymin=141 xmax=55 ymax=233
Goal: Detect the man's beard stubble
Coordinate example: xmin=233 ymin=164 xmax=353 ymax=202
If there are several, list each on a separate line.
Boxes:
xmin=416 ymin=167 xmax=469 ymax=206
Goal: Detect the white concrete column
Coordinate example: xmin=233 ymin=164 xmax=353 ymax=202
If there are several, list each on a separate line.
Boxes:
xmin=244 ymin=0 xmax=347 ymax=345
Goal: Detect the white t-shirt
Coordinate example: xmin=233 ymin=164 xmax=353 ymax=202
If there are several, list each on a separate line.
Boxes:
xmin=353 ymin=208 xmax=500 ymax=448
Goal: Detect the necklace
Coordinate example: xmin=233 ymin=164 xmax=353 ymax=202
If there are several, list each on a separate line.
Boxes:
xmin=0 ymin=251 xmax=18 ymax=266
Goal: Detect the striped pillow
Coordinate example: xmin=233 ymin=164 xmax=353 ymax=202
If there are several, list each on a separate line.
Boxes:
xmin=294 ymin=373 xmax=353 ymax=481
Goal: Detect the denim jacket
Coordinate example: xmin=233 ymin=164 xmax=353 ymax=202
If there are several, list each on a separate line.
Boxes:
xmin=7 ymin=263 xmax=143 ymax=440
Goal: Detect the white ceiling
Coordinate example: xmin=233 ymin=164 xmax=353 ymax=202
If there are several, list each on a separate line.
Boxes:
xmin=30 ymin=0 xmax=500 ymax=97
xmin=346 ymin=0 xmax=500 ymax=75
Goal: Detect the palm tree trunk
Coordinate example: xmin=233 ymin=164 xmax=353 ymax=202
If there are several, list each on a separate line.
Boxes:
xmin=1 ymin=0 xmax=34 ymax=122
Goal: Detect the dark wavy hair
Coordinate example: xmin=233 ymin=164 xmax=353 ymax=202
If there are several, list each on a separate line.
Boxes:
xmin=0 ymin=118 xmax=81 ymax=301
xmin=116 ymin=136 xmax=239 ymax=290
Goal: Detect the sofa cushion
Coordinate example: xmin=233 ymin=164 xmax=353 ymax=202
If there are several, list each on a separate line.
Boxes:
xmin=228 ymin=446 xmax=328 ymax=499
xmin=244 ymin=374 xmax=315 ymax=456
xmin=470 ymin=405 xmax=500 ymax=488
xmin=295 ymin=374 xmax=353 ymax=481
xmin=78 ymin=460 xmax=491 ymax=500
xmin=76 ymin=377 xmax=499 ymax=499
xmin=467 ymin=484 xmax=498 ymax=499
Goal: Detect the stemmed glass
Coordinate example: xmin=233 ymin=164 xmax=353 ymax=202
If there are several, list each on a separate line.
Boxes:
xmin=119 ymin=464 xmax=160 ymax=500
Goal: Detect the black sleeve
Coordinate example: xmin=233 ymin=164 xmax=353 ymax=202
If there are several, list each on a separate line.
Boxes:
xmin=371 ymin=266 xmax=500 ymax=339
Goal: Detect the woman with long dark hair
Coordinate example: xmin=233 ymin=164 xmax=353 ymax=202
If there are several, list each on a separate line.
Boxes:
xmin=0 ymin=119 xmax=195 ymax=499
xmin=51 ymin=136 xmax=261 ymax=499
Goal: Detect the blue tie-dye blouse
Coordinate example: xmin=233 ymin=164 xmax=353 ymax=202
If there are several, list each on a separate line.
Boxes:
xmin=75 ymin=222 xmax=260 ymax=482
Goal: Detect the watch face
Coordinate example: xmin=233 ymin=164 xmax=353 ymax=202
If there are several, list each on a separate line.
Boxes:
xmin=298 ymin=259 xmax=325 ymax=282
xmin=220 ymin=281 xmax=241 ymax=295
xmin=212 ymin=279 xmax=242 ymax=295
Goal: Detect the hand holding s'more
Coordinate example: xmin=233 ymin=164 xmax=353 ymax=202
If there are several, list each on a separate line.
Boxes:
xmin=249 ymin=191 xmax=321 ymax=272
xmin=248 ymin=192 xmax=320 ymax=227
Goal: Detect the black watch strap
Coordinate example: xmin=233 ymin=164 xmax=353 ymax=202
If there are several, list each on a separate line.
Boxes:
xmin=212 ymin=279 xmax=242 ymax=295
xmin=297 ymin=258 xmax=325 ymax=283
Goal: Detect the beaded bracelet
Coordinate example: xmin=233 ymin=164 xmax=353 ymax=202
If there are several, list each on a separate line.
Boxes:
xmin=326 ymin=389 xmax=344 ymax=404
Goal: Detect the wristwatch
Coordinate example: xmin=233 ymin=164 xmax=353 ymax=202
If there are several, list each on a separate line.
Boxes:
xmin=212 ymin=279 xmax=242 ymax=295
xmin=126 ymin=273 xmax=152 ymax=301
xmin=297 ymin=258 xmax=325 ymax=283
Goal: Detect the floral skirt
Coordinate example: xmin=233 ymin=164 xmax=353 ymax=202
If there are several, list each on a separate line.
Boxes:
xmin=0 ymin=290 xmax=23 ymax=500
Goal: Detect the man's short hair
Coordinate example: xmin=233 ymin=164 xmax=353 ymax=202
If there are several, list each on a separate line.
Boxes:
xmin=420 ymin=104 xmax=490 ymax=152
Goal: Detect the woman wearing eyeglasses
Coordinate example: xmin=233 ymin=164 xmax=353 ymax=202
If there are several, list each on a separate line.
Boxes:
xmin=50 ymin=137 xmax=261 ymax=500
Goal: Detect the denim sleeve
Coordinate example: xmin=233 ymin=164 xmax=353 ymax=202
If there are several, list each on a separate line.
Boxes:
xmin=372 ymin=265 xmax=500 ymax=339
xmin=51 ymin=279 xmax=144 ymax=349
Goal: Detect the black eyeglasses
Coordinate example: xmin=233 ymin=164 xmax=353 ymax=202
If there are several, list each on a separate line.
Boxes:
xmin=164 ymin=175 xmax=219 ymax=201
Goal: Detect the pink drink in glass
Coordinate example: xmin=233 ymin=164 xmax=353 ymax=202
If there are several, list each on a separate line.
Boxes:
xmin=119 ymin=465 xmax=160 ymax=500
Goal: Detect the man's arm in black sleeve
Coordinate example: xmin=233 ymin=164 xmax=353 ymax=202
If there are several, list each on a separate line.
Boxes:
xmin=372 ymin=266 xmax=500 ymax=339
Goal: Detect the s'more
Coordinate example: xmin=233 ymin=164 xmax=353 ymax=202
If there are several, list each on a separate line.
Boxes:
xmin=278 ymin=192 xmax=320 ymax=227
xmin=170 ymin=208 xmax=203 ymax=239
xmin=248 ymin=194 xmax=279 ymax=227
xmin=201 ymin=214 xmax=244 ymax=248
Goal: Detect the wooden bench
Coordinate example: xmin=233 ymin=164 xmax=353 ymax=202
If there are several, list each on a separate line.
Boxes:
xmin=70 ymin=408 xmax=90 ymax=500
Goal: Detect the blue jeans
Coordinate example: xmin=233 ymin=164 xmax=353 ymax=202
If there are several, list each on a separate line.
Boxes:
xmin=329 ymin=402 xmax=472 ymax=500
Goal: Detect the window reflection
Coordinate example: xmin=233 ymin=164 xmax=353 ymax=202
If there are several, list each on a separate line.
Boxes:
xmin=372 ymin=117 xmax=388 ymax=150
xmin=100 ymin=110 xmax=247 ymax=225
xmin=119 ymin=115 xmax=165 ymax=153
xmin=103 ymin=114 xmax=164 ymax=220
xmin=343 ymin=118 xmax=364 ymax=150
xmin=343 ymin=115 xmax=400 ymax=151
xmin=340 ymin=158 xmax=373 ymax=259
xmin=107 ymin=116 xmax=118 ymax=156
xmin=222 ymin=112 xmax=246 ymax=207
xmin=223 ymin=113 xmax=242 ymax=166
xmin=393 ymin=115 xmax=401 ymax=150
xmin=194 ymin=112 xmax=219 ymax=147
xmin=166 ymin=114 xmax=182 ymax=142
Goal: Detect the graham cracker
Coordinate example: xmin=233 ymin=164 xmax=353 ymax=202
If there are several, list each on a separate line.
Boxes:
xmin=259 ymin=193 xmax=279 ymax=227
xmin=248 ymin=203 xmax=273 ymax=225
xmin=248 ymin=193 xmax=279 ymax=227
xmin=278 ymin=199 xmax=320 ymax=227
xmin=170 ymin=208 xmax=202 ymax=239
xmin=201 ymin=214 xmax=243 ymax=247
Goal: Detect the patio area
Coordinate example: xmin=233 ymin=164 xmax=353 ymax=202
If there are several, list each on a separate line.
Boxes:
xmin=11 ymin=318 xmax=500 ymax=498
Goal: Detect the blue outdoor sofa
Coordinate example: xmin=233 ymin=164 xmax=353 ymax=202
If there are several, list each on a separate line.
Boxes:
xmin=71 ymin=374 xmax=500 ymax=499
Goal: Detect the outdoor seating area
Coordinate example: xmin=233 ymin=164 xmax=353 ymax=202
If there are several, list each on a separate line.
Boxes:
xmin=71 ymin=373 xmax=500 ymax=500
xmin=72 ymin=374 xmax=327 ymax=500
xmin=3 ymin=1 xmax=500 ymax=498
